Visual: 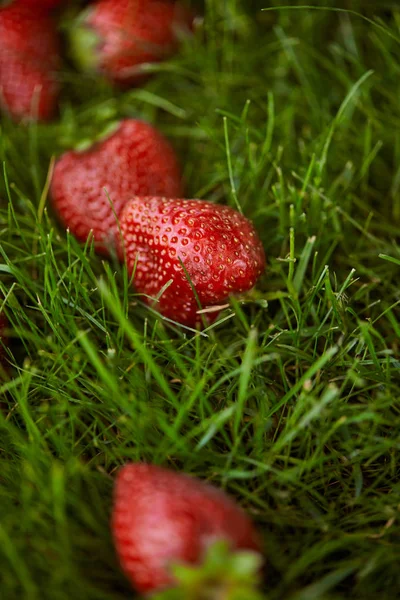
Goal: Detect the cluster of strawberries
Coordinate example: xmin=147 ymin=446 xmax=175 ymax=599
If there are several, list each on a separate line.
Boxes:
xmin=1 ymin=0 xmax=267 ymax=597
xmin=0 ymin=0 xmax=266 ymax=328
xmin=0 ymin=0 xmax=193 ymax=120
xmin=50 ymin=117 xmax=266 ymax=327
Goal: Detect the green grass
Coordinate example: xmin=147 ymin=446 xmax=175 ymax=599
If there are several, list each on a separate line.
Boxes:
xmin=1 ymin=1 xmax=400 ymax=598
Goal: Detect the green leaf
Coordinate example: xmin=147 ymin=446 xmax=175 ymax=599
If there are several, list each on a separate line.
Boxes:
xmin=153 ymin=541 xmax=265 ymax=600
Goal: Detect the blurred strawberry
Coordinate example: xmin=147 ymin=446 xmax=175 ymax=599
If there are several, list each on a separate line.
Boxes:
xmin=69 ymin=0 xmax=193 ymax=85
xmin=0 ymin=2 xmax=60 ymax=121
xmin=10 ymin=0 xmax=62 ymax=12
xmin=112 ymin=463 xmax=263 ymax=595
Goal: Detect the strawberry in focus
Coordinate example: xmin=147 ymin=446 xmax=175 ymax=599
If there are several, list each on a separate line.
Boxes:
xmin=118 ymin=196 xmax=265 ymax=326
xmin=112 ymin=463 xmax=263 ymax=595
xmin=69 ymin=0 xmax=193 ymax=85
xmin=0 ymin=3 xmax=60 ymax=121
xmin=50 ymin=119 xmax=183 ymax=253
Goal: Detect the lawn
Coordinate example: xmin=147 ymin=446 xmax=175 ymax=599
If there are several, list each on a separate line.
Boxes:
xmin=1 ymin=1 xmax=400 ymax=598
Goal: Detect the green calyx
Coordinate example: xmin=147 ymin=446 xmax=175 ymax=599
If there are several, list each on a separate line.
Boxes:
xmin=58 ymin=116 xmax=120 ymax=153
xmin=73 ymin=120 xmax=121 ymax=152
xmin=152 ymin=541 xmax=265 ymax=600
xmin=68 ymin=8 xmax=101 ymax=73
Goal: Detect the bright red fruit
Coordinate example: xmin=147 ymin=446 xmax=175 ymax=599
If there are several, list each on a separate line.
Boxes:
xmin=50 ymin=119 xmax=183 ymax=253
xmin=118 ymin=197 xmax=265 ymax=326
xmin=112 ymin=463 xmax=262 ymax=594
xmin=70 ymin=0 xmax=193 ymax=85
xmin=0 ymin=3 xmax=60 ymax=121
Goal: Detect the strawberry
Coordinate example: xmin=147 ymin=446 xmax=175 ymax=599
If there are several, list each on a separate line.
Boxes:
xmin=69 ymin=0 xmax=193 ymax=85
xmin=0 ymin=3 xmax=60 ymax=121
xmin=118 ymin=197 xmax=265 ymax=326
xmin=10 ymin=0 xmax=62 ymax=12
xmin=112 ymin=463 xmax=263 ymax=595
xmin=50 ymin=119 xmax=183 ymax=253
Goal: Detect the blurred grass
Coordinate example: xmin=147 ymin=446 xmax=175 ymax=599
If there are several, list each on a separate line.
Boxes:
xmin=1 ymin=0 xmax=400 ymax=599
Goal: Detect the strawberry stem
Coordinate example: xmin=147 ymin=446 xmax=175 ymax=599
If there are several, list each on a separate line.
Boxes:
xmin=68 ymin=9 xmax=100 ymax=73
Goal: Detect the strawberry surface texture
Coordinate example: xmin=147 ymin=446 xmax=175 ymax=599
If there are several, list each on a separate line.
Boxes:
xmin=50 ymin=119 xmax=183 ymax=253
xmin=112 ymin=463 xmax=262 ymax=594
xmin=71 ymin=0 xmax=193 ymax=84
xmin=118 ymin=196 xmax=266 ymax=326
xmin=0 ymin=3 xmax=60 ymax=121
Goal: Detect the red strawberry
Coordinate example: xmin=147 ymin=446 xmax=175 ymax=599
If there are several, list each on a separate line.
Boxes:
xmin=69 ymin=0 xmax=193 ymax=85
xmin=118 ymin=197 xmax=265 ymax=326
xmin=112 ymin=463 xmax=262 ymax=595
xmin=0 ymin=3 xmax=60 ymax=121
xmin=10 ymin=0 xmax=62 ymax=12
xmin=50 ymin=119 xmax=183 ymax=253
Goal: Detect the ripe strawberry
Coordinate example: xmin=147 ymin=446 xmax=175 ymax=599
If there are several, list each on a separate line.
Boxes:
xmin=50 ymin=119 xmax=183 ymax=253
xmin=69 ymin=0 xmax=193 ymax=85
xmin=118 ymin=197 xmax=265 ymax=326
xmin=112 ymin=463 xmax=262 ymax=595
xmin=0 ymin=3 xmax=60 ymax=121
xmin=10 ymin=0 xmax=62 ymax=12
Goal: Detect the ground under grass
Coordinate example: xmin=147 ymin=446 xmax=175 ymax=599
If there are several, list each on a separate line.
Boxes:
xmin=1 ymin=1 xmax=400 ymax=598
